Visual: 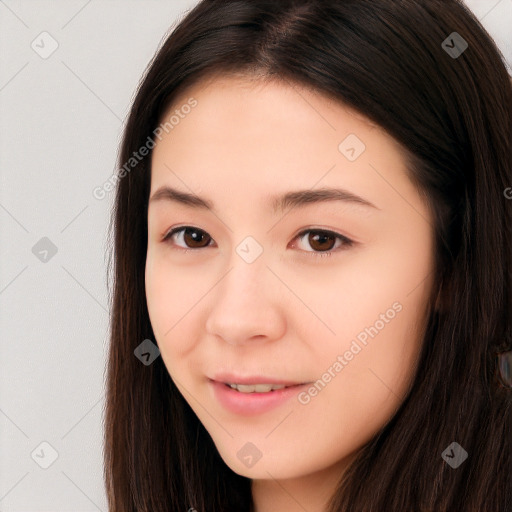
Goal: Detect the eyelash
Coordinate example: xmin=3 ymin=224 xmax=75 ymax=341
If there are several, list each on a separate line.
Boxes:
xmin=161 ymin=226 xmax=354 ymax=258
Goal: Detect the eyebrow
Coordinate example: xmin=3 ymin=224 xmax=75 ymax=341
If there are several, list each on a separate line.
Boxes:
xmin=149 ymin=185 xmax=379 ymax=213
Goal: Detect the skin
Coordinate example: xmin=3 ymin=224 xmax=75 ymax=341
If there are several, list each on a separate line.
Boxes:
xmin=145 ymin=74 xmax=435 ymax=512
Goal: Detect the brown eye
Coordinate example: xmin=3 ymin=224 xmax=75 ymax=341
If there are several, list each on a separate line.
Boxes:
xmin=164 ymin=227 xmax=213 ymax=249
xmin=163 ymin=226 xmax=353 ymax=258
xmin=305 ymin=231 xmax=337 ymax=252
xmin=294 ymin=229 xmax=353 ymax=258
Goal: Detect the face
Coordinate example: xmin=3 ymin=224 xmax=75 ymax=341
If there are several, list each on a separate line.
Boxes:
xmin=145 ymin=75 xmax=434 ymax=485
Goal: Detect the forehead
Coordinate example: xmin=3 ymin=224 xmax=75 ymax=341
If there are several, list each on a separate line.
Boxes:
xmin=166 ymin=72 xmax=380 ymax=133
xmin=152 ymin=75 xmax=403 ymax=171
xmin=148 ymin=74 xmax=422 ymax=221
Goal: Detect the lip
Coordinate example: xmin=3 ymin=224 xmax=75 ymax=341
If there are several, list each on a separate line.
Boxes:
xmin=210 ymin=372 xmax=305 ymax=386
xmin=209 ymin=379 xmax=310 ymax=416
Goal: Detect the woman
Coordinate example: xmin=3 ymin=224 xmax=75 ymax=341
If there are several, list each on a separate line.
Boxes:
xmin=104 ymin=1 xmax=512 ymax=510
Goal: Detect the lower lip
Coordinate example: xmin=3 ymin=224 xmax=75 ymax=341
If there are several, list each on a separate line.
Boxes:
xmin=210 ymin=380 xmax=309 ymax=416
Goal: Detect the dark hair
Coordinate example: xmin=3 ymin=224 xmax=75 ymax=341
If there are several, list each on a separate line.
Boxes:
xmin=104 ymin=1 xmax=512 ymax=510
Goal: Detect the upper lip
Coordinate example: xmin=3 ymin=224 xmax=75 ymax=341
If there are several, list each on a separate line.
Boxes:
xmin=210 ymin=372 xmax=307 ymax=386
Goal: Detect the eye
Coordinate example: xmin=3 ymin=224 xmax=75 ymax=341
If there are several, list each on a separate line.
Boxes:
xmin=162 ymin=226 xmax=214 ymax=251
xmin=292 ymin=228 xmax=353 ymax=258
xmin=162 ymin=226 xmax=354 ymax=258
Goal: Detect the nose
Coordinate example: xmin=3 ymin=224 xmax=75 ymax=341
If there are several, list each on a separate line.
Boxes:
xmin=204 ymin=256 xmax=287 ymax=346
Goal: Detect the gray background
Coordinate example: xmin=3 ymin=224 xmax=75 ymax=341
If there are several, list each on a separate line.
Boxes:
xmin=0 ymin=1 xmax=510 ymax=510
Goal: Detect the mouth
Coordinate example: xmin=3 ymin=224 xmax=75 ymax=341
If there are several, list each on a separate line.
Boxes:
xmin=208 ymin=378 xmax=311 ymax=415
xmin=210 ymin=372 xmax=307 ymax=393
xmin=222 ymin=382 xmax=302 ymax=393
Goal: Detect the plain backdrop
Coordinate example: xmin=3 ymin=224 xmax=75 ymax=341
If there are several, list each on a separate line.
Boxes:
xmin=0 ymin=1 xmax=510 ymax=510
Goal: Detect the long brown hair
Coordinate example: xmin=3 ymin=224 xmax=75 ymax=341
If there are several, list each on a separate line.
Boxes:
xmin=104 ymin=1 xmax=512 ymax=510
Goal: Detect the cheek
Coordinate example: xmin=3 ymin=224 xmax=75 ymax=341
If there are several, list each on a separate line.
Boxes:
xmin=145 ymin=253 xmax=169 ymax=339
xmin=345 ymin=309 xmax=422 ymax=391
xmin=145 ymin=251 xmax=208 ymax=367
xmin=145 ymin=253 xmax=185 ymax=359
xmin=311 ymin=237 xmax=432 ymax=425
xmin=302 ymin=308 xmax=424 ymax=458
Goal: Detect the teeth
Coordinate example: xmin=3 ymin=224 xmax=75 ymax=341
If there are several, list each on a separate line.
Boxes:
xmin=228 ymin=383 xmax=287 ymax=393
